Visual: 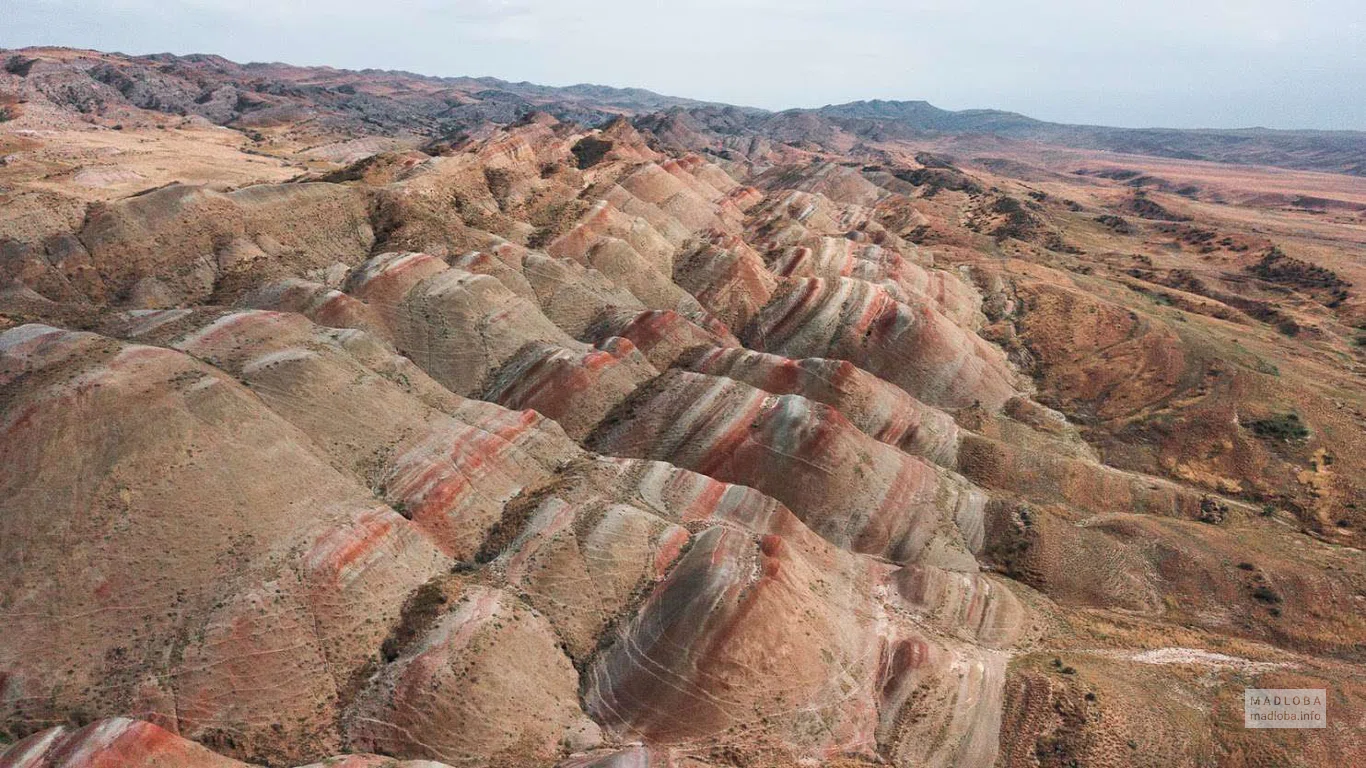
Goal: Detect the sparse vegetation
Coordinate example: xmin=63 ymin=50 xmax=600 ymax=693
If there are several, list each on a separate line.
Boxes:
xmin=1127 ymin=190 xmax=1191 ymax=221
xmin=894 ymin=161 xmax=984 ymax=196
xmin=380 ymin=579 xmax=449 ymax=663
xmin=913 ymin=151 xmax=956 ymax=169
xmin=1198 ymin=496 xmax=1228 ymax=524
xmin=1246 ymin=413 xmax=1310 ymax=442
xmin=988 ymin=195 xmax=1039 ymax=241
xmin=1095 ymin=214 xmax=1134 ymax=234
xmin=571 ymin=135 xmax=614 ymax=168
xmin=1248 ymin=247 xmax=1351 ymax=307
xmin=483 ymin=166 xmax=515 ymax=203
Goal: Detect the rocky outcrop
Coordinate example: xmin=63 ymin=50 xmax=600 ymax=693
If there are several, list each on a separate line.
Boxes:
xmin=670 ymin=234 xmax=776 ymax=329
xmin=679 ymin=345 xmax=962 ymax=466
xmin=0 ymin=719 xmax=254 ymax=768
xmin=0 ymin=325 xmax=450 ymax=764
xmin=343 ymin=251 xmax=579 ymax=394
xmin=583 ymin=309 xmax=739 ymax=368
xmin=768 ymin=236 xmax=982 ymax=327
xmin=743 ymin=277 xmax=1019 ymax=412
xmin=481 ymin=338 xmax=659 ymax=439
xmin=588 ymin=370 xmax=985 ymax=569
xmin=584 ymin=525 xmax=1009 ymax=766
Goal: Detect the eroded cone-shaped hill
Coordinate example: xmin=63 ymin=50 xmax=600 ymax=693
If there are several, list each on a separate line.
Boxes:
xmin=2 ymin=106 xmax=1365 ymax=768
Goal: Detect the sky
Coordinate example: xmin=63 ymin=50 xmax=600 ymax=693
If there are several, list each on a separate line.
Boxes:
xmin=4 ymin=0 xmax=1365 ymax=130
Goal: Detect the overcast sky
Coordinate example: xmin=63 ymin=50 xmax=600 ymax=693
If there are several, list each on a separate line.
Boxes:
xmin=4 ymin=0 xmax=1365 ymax=130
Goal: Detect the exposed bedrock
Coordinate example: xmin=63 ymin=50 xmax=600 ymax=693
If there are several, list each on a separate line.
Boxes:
xmin=451 ymin=242 xmax=650 ymax=338
xmin=105 ymin=308 xmax=577 ymax=560
xmin=1 ymin=306 xmax=1037 ymax=767
xmin=742 ymin=277 xmax=1019 ymax=412
xmin=0 ymin=718 xmax=255 ymax=768
xmin=6 ymin=105 xmax=1320 ymax=768
xmin=583 ymin=308 xmax=740 ymax=369
xmin=0 ymin=325 xmax=450 ymax=764
xmin=482 ymin=494 xmax=692 ymax=662
xmin=345 ymin=583 xmax=601 ymax=765
xmin=0 ymin=718 xmax=461 ymax=768
xmin=768 ymin=236 xmax=983 ymax=328
xmin=670 ymin=233 xmax=776 ymax=330
xmin=583 ymin=526 xmax=1009 ymax=767
xmin=76 ymin=182 xmax=373 ymax=305
xmin=342 ymin=251 xmax=579 ymax=394
xmin=958 ymin=432 xmax=1206 ymax=518
xmin=674 ymin=345 xmax=1205 ymax=524
xmin=678 ymin=345 xmax=962 ymax=466
xmin=548 ymin=199 xmax=685 ymax=275
xmin=587 ymin=369 xmax=985 ymax=569
xmin=481 ymin=337 xmax=659 ymax=440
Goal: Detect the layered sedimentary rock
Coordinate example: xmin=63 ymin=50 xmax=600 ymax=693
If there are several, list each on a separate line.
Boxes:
xmin=743 ymin=277 xmax=1019 ymax=412
xmin=0 ymin=719 xmax=255 ymax=768
xmin=485 ymin=495 xmax=691 ymax=661
xmin=453 ymin=243 xmax=648 ymax=337
xmin=481 ymin=338 xmax=658 ymax=439
xmin=679 ymin=345 xmax=962 ymax=466
xmin=670 ymin=234 xmax=776 ymax=329
xmin=106 ymin=308 xmax=577 ymax=559
xmin=6 ymin=84 xmax=1359 ymax=768
xmin=576 ymin=235 xmax=714 ymax=319
xmin=0 ymin=718 xmax=456 ymax=768
xmin=588 ymin=370 xmax=985 ymax=569
xmin=768 ymin=236 xmax=982 ymax=327
xmin=343 ymin=251 xmax=579 ymax=394
xmin=240 ymin=276 xmax=386 ymax=334
xmin=0 ymin=324 xmax=450 ymax=764
xmin=957 ymin=432 xmax=1206 ymax=518
xmin=617 ymin=162 xmax=740 ymax=233
xmin=584 ymin=525 xmax=1008 ymax=767
xmin=346 ymin=583 xmax=601 ymax=765
xmin=583 ymin=308 xmax=739 ymax=368
xmin=548 ymin=199 xmax=684 ymax=273
xmin=78 ymin=182 xmax=373 ymax=305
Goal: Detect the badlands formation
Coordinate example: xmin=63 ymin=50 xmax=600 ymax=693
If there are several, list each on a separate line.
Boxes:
xmin=2 ymin=49 xmax=1365 ymax=768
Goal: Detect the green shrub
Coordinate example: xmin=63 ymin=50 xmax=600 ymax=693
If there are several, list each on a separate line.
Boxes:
xmin=1246 ymin=413 xmax=1309 ymax=442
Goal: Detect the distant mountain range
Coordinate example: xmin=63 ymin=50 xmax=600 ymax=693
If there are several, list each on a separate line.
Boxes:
xmin=3 ymin=47 xmax=1364 ymax=175
xmin=805 ymin=99 xmax=1366 ymax=176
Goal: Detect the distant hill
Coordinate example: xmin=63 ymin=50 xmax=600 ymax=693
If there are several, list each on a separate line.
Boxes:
xmin=0 ymin=46 xmax=757 ymax=139
xmin=3 ymin=47 xmax=1363 ymax=175
xmin=807 ymin=99 xmax=1366 ymax=176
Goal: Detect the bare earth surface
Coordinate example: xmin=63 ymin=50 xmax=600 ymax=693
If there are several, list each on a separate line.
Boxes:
xmin=1 ymin=47 xmax=1365 ymax=768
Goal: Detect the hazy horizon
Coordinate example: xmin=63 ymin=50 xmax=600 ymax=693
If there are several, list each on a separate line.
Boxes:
xmin=5 ymin=0 xmax=1365 ymax=132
